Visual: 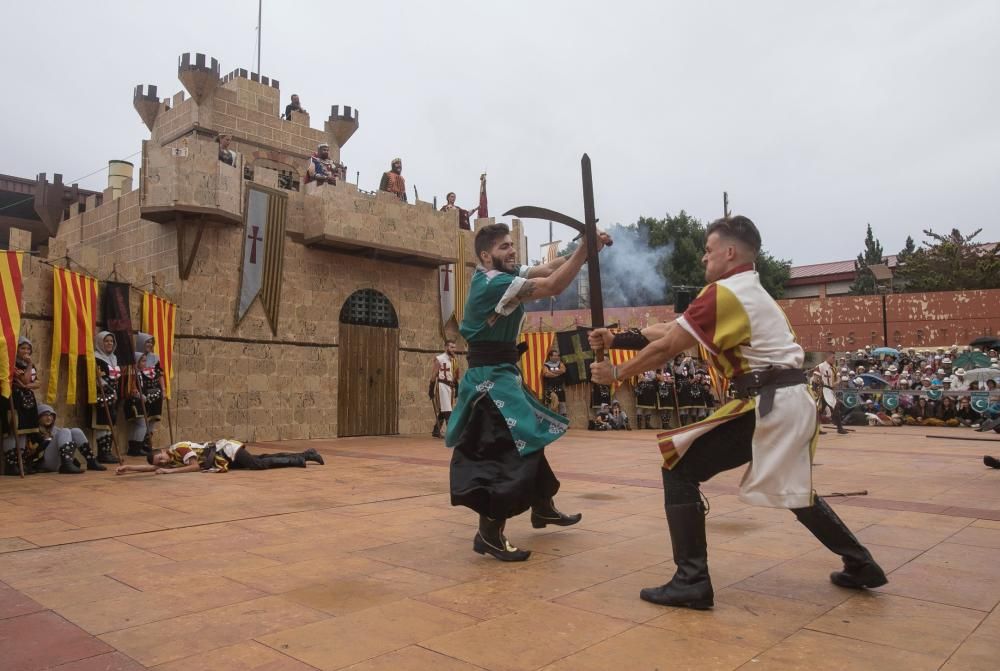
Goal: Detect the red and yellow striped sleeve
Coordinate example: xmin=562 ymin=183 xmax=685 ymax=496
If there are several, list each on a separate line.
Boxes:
xmin=676 ymin=283 xmax=750 ymax=356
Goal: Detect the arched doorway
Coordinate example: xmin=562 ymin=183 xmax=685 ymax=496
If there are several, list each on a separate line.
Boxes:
xmin=338 ymin=289 xmax=400 ymax=437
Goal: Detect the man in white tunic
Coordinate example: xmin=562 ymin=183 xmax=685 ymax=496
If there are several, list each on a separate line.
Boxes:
xmin=590 ymin=216 xmax=886 ymax=610
xmin=429 ymin=339 xmax=460 ymax=438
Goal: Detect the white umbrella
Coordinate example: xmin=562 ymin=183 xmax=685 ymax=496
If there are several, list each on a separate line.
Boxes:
xmin=963 ymin=367 xmax=1000 ymax=384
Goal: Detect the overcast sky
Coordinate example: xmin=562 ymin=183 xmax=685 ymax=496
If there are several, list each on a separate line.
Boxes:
xmin=2 ymin=1 xmax=997 ymax=265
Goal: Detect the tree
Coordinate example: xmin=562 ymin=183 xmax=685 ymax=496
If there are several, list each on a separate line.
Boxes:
xmin=897 ymin=235 xmax=916 ymax=263
xmin=642 ymin=211 xmax=707 ymax=303
xmin=893 ymin=228 xmax=1000 ymax=292
xmin=757 ymin=251 xmax=792 ymax=299
xmin=849 ymin=223 xmax=886 ymax=295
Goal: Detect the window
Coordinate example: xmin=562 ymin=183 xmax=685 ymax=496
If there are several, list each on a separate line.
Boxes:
xmin=339 ymin=289 xmax=398 ymax=328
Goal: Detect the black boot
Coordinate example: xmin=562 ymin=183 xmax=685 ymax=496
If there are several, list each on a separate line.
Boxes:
xmin=531 ymin=497 xmax=582 ymax=529
xmin=661 ymin=413 xmax=672 ymax=430
xmin=473 ymin=515 xmax=531 ymax=562
xmin=77 ymin=442 xmax=106 ymax=471
xmin=640 ymin=502 xmax=714 ymax=609
xmin=143 ymin=433 xmax=153 ymax=455
xmin=96 ymin=435 xmax=118 ymax=464
xmin=257 ymin=454 xmax=307 ymax=468
xmin=984 ymin=455 xmax=1000 ymax=469
xmin=58 ymin=443 xmax=83 ymax=474
xmin=127 ymin=440 xmax=146 ymax=457
xmin=302 ymin=448 xmax=325 ymax=465
xmin=636 ymin=415 xmax=644 ymax=430
xmin=793 ymin=497 xmax=888 ymax=589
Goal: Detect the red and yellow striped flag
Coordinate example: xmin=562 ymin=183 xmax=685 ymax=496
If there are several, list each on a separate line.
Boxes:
xmin=142 ymin=292 xmax=177 ymax=399
xmin=0 ymin=251 xmax=24 ymax=397
xmin=519 ymin=331 xmax=555 ymax=399
xmin=699 ymin=344 xmax=730 ymax=401
xmin=46 ymin=267 xmax=98 ymax=404
xmin=609 ymin=348 xmax=637 ymax=392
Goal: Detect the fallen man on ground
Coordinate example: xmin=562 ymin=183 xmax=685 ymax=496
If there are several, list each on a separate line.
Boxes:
xmin=115 ymin=439 xmax=324 ymax=475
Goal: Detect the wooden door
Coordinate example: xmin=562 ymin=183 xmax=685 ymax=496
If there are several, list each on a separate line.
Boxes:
xmin=337 ymin=324 xmax=399 ymax=436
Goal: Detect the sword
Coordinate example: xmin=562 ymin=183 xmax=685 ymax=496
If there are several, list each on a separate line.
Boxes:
xmin=503 ymin=153 xmax=609 ymax=363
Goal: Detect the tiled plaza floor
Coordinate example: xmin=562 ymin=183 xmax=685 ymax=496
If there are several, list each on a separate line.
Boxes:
xmin=2 ymin=425 xmax=999 ymax=670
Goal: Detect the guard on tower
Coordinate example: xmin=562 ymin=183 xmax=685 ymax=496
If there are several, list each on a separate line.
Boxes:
xmin=379 ymin=158 xmax=407 ymax=202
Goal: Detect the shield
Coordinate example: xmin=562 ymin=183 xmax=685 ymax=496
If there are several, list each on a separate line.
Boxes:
xmin=840 ymin=391 xmax=859 ymax=409
xmin=971 ymin=391 xmax=990 ymax=415
xmin=926 ymin=388 xmax=943 ymax=401
xmin=822 ymin=387 xmax=837 ymax=408
xmin=882 ymin=391 xmax=899 ymax=411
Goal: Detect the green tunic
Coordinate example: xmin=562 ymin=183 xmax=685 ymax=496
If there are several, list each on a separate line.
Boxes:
xmin=445 ymin=266 xmax=569 ymax=455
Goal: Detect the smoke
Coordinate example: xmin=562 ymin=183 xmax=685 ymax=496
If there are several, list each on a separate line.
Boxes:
xmin=522 ymin=222 xmax=674 ymax=312
xmin=596 ymin=223 xmax=673 ymax=308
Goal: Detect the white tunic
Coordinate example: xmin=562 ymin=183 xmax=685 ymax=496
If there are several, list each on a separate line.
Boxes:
xmin=435 ymin=352 xmax=457 ymax=412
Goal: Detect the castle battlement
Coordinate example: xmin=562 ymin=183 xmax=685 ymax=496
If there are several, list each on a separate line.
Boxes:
xmin=29 ymin=52 xmax=488 ymax=442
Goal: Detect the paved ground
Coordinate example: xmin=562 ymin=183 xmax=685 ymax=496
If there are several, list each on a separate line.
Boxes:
xmin=2 ymin=425 xmax=999 ymax=670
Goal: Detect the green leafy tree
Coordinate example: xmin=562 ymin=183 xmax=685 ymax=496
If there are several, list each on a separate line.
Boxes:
xmin=641 ymin=211 xmax=707 ymax=302
xmin=756 ymin=251 xmax=792 ymax=299
xmin=893 ymin=228 xmax=1000 ymax=291
xmin=897 ymin=235 xmax=916 ymax=262
xmin=849 ymin=223 xmax=885 ymax=295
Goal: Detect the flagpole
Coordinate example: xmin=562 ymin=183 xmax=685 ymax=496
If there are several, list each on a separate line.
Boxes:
xmin=6 ymin=396 xmax=25 ymax=478
xmin=256 ymin=0 xmax=262 ymax=74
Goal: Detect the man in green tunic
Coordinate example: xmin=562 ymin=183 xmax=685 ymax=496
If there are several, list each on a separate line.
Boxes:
xmin=447 ymin=223 xmax=611 ymax=561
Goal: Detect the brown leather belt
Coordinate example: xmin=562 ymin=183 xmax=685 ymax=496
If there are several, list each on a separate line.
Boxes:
xmin=730 ymin=368 xmax=807 ymax=418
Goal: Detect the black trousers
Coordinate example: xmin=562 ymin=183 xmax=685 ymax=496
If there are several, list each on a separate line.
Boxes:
xmin=229 ymin=447 xmax=300 ymax=470
xmin=662 ymin=412 xmax=758 ymax=504
xmin=450 ymin=394 xmax=559 ymax=520
xmin=818 ymin=394 xmax=844 ymax=430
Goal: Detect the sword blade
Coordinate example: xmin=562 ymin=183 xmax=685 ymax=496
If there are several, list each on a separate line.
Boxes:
xmin=581 ymin=154 xmax=605 ymax=332
xmin=502 ymin=206 xmax=585 ymax=234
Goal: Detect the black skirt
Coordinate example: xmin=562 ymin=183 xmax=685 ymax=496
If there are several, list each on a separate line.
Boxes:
xmin=1 ymin=395 xmax=9 ymax=435
xmin=92 ymin=394 xmax=118 ymax=430
xmin=12 ymin=387 xmax=38 ymax=434
xmin=449 ymin=393 xmax=560 ymax=519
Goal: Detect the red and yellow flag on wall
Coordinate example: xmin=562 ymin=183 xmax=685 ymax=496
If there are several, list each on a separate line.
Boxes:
xmin=0 ymin=251 xmax=24 ymax=397
xmin=519 ymin=331 xmax=555 ymax=399
xmin=608 ymin=347 xmax=638 ymax=393
xmin=142 ymin=292 xmax=177 ymax=399
xmin=699 ymin=344 xmax=730 ymax=401
xmin=46 ymin=267 xmax=98 ymax=404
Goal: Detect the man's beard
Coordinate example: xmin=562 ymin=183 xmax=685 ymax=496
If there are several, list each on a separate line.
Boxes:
xmin=491 ymin=254 xmax=516 ymax=274
xmin=392 ymin=166 xmax=401 ymax=174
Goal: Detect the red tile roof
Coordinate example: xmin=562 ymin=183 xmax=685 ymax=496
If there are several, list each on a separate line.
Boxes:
xmin=789 ymin=255 xmax=899 ymax=281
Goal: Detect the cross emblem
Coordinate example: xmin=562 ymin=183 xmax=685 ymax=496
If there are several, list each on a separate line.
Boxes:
xmin=440 ymin=265 xmax=452 ymax=291
xmin=560 ymin=333 xmax=594 ymax=381
xmin=247 ymin=225 xmax=263 ymax=264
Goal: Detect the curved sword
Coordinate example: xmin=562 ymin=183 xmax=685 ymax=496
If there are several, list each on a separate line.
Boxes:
xmin=502 ymin=206 xmax=585 ymax=235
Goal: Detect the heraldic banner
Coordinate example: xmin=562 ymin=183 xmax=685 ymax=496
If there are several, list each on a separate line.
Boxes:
xmin=0 ymin=251 xmax=24 ymax=398
xmin=101 ymin=281 xmax=135 ymax=366
xmin=554 ymin=326 xmax=635 ymax=390
xmin=142 ymin=292 xmax=177 ymax=399
xmin=237 ymin=186 xmax=287 ymax=334
xmin=519 ymin=331 xmax=555 ymax=399
xmin=46 ymin=267 xmax=98 ymax=404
